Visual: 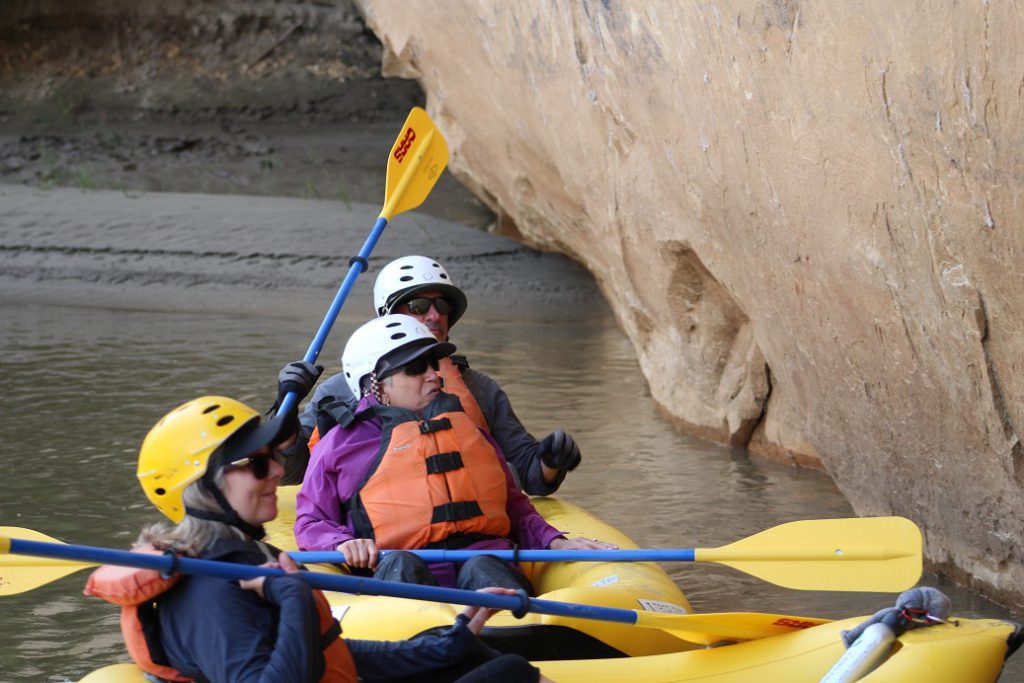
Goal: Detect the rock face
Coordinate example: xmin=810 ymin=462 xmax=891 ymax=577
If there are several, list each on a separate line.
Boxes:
xmin=357 ymin=2 xmax=1024 ymax=606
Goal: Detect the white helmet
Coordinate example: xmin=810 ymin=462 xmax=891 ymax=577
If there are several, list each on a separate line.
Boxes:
xmin=372 ymin=255 xmax=468 ymax=327
xmin=342 ymin=314 xmax=456 ymax=397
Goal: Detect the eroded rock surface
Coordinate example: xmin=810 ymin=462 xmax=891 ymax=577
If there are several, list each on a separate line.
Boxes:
xmin=358 ymin=1 xmax=1024 ymax=606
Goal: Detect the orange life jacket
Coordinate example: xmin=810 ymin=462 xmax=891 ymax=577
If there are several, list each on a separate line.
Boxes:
xmin=350 ymin=392 xmax=510 ymax=549
xmin=84 ymin=547 xmax=357 ymax=682
xmin=308 ymin=355 xmax=487 ymax=450
xmin=308 ymin=423 xmax=323 ymax=450
xmin=437 ymin=355 xmax=488 ymax=431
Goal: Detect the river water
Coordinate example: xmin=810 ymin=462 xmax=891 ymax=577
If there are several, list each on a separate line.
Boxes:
xmin=1 ymin=296 xmax=1021 ymax=680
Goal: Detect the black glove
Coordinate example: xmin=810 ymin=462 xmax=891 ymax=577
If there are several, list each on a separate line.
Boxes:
xmin=540 ymin=429 xmax=582 ymax=471
xmin=277 ymin=360 xmax=323 ymax=405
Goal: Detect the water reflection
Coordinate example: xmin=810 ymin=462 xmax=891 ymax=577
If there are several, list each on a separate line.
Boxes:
xmin=0 ymin=302 xmax=1020 ymax=680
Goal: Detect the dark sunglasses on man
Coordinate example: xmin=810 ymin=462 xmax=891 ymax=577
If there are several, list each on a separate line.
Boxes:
xmin=404 ymin=296 xmax=453 ymax=316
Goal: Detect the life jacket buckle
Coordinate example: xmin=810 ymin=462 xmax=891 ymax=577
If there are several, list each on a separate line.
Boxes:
xmin=419 ymin=417 xmax=453 ymax=434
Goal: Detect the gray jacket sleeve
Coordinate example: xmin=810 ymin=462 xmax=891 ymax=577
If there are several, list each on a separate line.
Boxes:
xmin=460 ymin=366 xmax=566 ymax=496
xmin=282 ymin=373 xmax=357 ymax=486
xmin=299 ymin=373 xmax=356 ymax=435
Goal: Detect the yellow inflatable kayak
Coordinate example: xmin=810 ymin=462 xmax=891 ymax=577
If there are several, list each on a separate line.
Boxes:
xmin=75 ymin=488 xmax=1023 ymax=682
xmin=265 ymin=487 xmax=699 ymax=658
xmin=78 ymin=615 xmax=1021 ymax=682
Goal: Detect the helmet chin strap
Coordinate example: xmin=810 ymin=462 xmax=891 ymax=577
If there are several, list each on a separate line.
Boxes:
xmin=186 ymin=481 xmax=267 ymax=541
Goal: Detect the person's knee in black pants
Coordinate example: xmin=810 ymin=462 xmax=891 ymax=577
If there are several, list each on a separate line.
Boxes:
xmin=453 ymin=653 xmax=541 ymax=683
xmin=374 ymin=550 xmax=439 ymax=585
xmin=456 ymin=554 xmax=534 ymax=595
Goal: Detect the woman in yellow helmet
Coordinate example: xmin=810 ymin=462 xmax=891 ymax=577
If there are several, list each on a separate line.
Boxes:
xmin=88 ymin=362 xmax=547 ymax=683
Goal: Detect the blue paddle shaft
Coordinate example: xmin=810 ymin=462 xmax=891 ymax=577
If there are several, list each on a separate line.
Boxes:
xmin=8 ymin=536 xmax=641 ymax=627
xmin=277 ymin=215 xmax=389 ymax=416
xmin=294 ymin=549 xmax=697 ymax=563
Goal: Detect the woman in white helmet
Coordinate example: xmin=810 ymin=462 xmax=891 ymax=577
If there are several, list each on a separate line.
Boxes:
xmin=87 ymin=368 xmax=547 ymax=683
xmin=295 ymin=315 xmax=613 ymax=592
xmin=295 ymin=255 xmax=584 ymax=498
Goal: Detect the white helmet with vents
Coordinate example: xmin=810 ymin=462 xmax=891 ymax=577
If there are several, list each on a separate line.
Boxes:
xmin=341 ymin=314 xmax=455 ymax=397
xmin=372 ymin=255 xmax=468 ymax=327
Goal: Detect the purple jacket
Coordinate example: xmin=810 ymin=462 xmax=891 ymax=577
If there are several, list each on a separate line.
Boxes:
xmin=294 ymin=395 xmax=564 ymax=587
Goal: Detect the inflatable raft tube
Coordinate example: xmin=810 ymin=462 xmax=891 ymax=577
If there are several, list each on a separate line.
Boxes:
xmin=264 ymin=488 xmax=699 ymax=658
xmin=78 ymin=616 xmax=1022 ymax=682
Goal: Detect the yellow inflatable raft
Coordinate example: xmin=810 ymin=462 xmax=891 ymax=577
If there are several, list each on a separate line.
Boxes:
xmin=78 ymin=615 xmax=1021 ymax=683
xmin=265 ymin=487 xmax=699 ymax=658
xmin=76 ymin=488 xmax=1022 ymax=682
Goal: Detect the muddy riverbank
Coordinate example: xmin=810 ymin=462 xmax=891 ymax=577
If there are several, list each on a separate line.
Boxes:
xmin=0 ymin=119 xmax=495 ymax=229
xmin=0 ymin=182 xmax=607 ymax=324
xmin=0 ymin=0 xmax=600 ymax=321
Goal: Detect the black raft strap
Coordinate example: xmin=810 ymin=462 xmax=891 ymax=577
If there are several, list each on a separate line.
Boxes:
xmin=431 ymin=501 xmax=483 ymax=524
xmin=419 ymin=417 xmax=452 ymax=434
xmin=425 ymin=451 xmax=464 ymax=474
xmin=512 ymin=588 xmax=530 ymax=619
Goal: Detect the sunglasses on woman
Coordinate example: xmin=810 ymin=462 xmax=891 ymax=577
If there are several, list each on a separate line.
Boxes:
xmin=396 ymin=355 xmax=440 ymax=377
xmin=225 ymin=450 xmax=286 ymax=480
xmin=404 ymin=296 xmax=453 ymax=316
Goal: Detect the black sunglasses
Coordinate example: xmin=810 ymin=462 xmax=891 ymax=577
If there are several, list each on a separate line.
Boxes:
xmin=225 ymin=450 xmax=286 ymax=480
xmin=397 ymin=355 xmax=440 ymax=377
xmin=404 ymin=296 xmax=453 ymax=316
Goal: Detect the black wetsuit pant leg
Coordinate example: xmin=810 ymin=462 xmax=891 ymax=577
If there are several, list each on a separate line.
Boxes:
xmin=374 ymin=552 xmax=534 ymax=595
xmin=455 ymin=555 xmax=534 ymax=595
xmin=373 ymin=550 xmax=440 ymax=585
xmin=408 ymin=653 xmax=540 ymax=683
xmin=452 ymin=654 xmax=541 ymax=682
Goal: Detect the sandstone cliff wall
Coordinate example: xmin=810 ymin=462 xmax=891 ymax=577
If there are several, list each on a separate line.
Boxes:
xmin=357 ymin=1 xmax=1024 ymax=606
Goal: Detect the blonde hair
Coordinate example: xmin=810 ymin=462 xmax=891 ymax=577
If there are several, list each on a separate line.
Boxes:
xmin=136 ymin=467 xmax=246 ymax=557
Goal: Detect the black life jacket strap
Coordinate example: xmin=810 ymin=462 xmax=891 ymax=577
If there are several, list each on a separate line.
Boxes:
xmin=425 ymin=451 xmax=464 ymax=474
xmin=137 ymin=601 xmax=173 ymax=668
xmin=346 ymin=493 xmax=375 ymax=542
xmin=320 ymin=617 xmax=342 ymax=647
xmin=431 ymin=501 xmax=483 ymax=524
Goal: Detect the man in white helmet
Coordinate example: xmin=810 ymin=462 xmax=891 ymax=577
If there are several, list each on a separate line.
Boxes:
xmin=290 ymin=255 xmax=581 ymax=495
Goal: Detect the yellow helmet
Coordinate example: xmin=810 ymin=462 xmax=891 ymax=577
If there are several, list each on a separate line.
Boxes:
xmin=137 ymin=396 xmax=261 ymax=522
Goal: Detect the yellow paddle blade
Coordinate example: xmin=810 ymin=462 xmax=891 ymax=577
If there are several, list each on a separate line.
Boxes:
xmin=381 ymin=106 xmax=449 ymax=220
xmin=78 ymin=663 xmax=146 ymax=682
xmin=0 ymin=527 xmax=95 ymax=595
xmin=696 ymin=517 xmax=922 ymax=592
xmin=634 ymin=611 xmax=831 ymax=644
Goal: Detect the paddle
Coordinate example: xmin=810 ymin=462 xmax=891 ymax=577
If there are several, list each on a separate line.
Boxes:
xmin=292 ymin=517 xmax=922 ymax=593
xmin=276 ymin=106 xmax=449 ymax=416
xmin=1 ymin=517 xmax=920 ymax=595
xmin=0 ymin=529 xmax=831 ymax=644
